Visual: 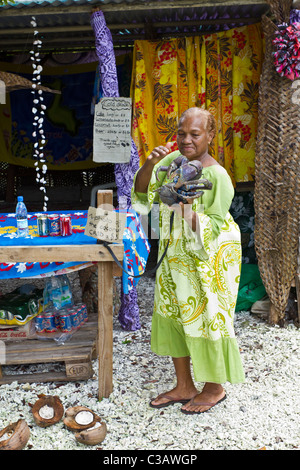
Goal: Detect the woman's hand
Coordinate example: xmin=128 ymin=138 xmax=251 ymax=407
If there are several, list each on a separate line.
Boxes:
xmin=171 ymin=200 xmax=199 ymax=233
xmin=147 ymin=142 xmax=173 ymax=167
xmin=135 ymin=142 xmax=173 ymax=193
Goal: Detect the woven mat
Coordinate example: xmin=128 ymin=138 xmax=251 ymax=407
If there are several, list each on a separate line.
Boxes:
xmin=254 ymin=1 xmax=300 ymax=323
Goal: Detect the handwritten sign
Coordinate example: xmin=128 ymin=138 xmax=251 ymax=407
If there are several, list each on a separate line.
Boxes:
xmin=84 ymin=206 xmax=126 ymax=242
xmin=93 ymin=97 xmax=132 ymax=163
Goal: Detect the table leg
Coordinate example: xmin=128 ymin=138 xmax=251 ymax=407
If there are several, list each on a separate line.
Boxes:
xmin=97 ymin=261 xmax=113 ymax=399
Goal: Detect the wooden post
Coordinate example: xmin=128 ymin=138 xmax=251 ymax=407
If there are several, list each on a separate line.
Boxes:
xmin=96 ymin=190 xmax=114 ymax=399
xmin=97 ymin=261 xmax=113 ymax=399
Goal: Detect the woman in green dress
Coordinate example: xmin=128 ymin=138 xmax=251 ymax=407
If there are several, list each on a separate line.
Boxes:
xmin=132 ymin=107 xmax=245 ymax=414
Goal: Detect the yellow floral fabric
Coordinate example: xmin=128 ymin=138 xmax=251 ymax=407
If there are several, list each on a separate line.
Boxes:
xmin=130 ymin=24 xmax=264 ymax=184
xmin=131 ymin=152 xmax=245 ymax=383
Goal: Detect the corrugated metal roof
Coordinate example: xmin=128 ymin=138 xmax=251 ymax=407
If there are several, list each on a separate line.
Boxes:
xmin=0 ymin=1 xmax=269 ymax=54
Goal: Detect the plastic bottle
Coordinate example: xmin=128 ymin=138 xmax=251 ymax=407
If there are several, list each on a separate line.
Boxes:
xmin=43 ymin=277 xmax=63 ymax=311
xmin=16 ymin=196 xmax=29 ymax=237
xmin=60 ymin=274 xmax=73 ymax=307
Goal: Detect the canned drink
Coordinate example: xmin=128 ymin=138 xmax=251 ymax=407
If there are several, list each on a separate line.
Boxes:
xmin=60 ymin=215 xmax=72 ymax=236
xmin=58 ymin=312 xmax=73 ymax=332
xmin=56 ymin=308 xmax=67 ymax=329
xmin=35 ymin=314 xmax=45 ymax=333
xmin=82 ymin=304 xmax=88 ymax=323
xmin=78 ymin=305 xmax=84 ymax=325
xmin=42 ymin=312 xmax=57 ymax=333
xmin=75 ymin=303 xmax=87 ymax=324
xmin=54 ymin=313 xmax=61 ymax=330
xmin=37 ymin=215 xmax=49 ymax=237
xmin=48 ymin=214 xmax=61 ymax=236
xmin=69 ymin=308 xmax=79 ymax=330
xmin=74 ymin=304 xmax=82 ymax=326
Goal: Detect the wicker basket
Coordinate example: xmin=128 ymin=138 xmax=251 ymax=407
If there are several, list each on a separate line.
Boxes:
xmin=254 ymin=0 xmax=300 ymax=324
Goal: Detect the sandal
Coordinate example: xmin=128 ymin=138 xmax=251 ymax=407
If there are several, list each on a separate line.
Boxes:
xmin=181 ymin=394 xmax=227 ymax=414
xmin=149 ymin=392 xmax=192 ymax=409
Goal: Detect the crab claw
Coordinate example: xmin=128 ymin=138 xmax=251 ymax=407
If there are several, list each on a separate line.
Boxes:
xmin=155 ymin=155 xmax=188 ymax=182
xmin=171 ymin=160 xmax=204 ymax=188
xmin=155 ymin=165 xmax=169 ymax=182
xmin=154 ymin=184 xmax=178 ymax=206
xmin=180 ymin=179 xmax=213 ymax=190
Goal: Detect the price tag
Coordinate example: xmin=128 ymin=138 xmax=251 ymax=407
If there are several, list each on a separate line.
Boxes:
xmin=84 ymin=206 xmax=126 ymax=242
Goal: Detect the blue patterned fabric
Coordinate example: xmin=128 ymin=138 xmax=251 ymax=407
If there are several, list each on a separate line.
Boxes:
xmin=0 ymin=210 xmax=150 ymax=286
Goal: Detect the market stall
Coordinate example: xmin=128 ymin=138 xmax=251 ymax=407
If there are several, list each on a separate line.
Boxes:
xmin=0 ymin=1 xmax=298 ymax=328
xmin=0 ymin=190 xmax=150 ymax=398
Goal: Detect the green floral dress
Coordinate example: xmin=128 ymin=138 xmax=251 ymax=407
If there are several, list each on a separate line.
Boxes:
xmin=132 ymin=151 xmax=245 ymax=384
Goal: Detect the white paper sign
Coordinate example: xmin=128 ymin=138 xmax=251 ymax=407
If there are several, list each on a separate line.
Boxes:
xmin=84 ymin=206 xmax=126 ymax=242
xmin=93 ymin=97 xmax=132 ymax=163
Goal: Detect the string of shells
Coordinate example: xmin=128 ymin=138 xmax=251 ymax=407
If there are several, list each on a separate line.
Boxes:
xmin=30 ymin=16 xmax=48 ymax=212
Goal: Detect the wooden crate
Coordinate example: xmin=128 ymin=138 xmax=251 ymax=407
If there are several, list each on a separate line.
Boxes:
xmin=0 ymin=314 xmax=98 ymax=385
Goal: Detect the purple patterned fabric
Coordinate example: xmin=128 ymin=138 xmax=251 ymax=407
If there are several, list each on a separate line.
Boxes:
xmin=290 ymin=9 xmax=300 ymax=24
xmin=91 ymin=10 xmax=141 ymax=331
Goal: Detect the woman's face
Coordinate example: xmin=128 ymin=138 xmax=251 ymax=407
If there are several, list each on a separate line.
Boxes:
xmin=176 ymin=113 xmax=213 ymax=161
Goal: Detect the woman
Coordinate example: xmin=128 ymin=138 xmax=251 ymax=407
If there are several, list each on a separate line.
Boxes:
xmin=132 ymin=107 xmax=245 ymax=414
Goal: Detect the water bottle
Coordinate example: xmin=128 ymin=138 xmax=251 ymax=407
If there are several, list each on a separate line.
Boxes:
xmin=60 ymin=274 xmax=73 ymax=307
xmin=16 ymin=196 xmax=29 ymax=237
xmin=43 ymin=277 xmax=63 ymax=311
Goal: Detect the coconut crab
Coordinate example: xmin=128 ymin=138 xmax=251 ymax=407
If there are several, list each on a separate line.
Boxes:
xmin=154 ymin=154 xmax=213 ymax=206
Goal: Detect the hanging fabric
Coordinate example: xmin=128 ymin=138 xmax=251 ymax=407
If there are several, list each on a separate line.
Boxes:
xmin=130 ymin=23 xmax=264 ymax=185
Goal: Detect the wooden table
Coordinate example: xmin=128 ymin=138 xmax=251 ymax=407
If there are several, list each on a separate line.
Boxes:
xmin=0 ymin=190 xmax=123 ymax=399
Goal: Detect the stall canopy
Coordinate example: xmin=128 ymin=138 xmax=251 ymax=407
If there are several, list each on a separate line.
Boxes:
xmin=0 ymin=0 xmax=270 ymax=54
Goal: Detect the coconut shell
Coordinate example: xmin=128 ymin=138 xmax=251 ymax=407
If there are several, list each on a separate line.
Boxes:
xmin=31 ymin=394 xmax=64 ymax=427
xmin=75 ymin=421 xmax=107 ymax=446
xmin=0 ymin=419 xmax=30 ymax=450
xmin=63 ymin=406 xmax=102 ymax=432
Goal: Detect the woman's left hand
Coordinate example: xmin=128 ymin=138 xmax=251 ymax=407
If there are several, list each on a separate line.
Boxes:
xmin=170 ymin=200 xmax=199 ymax=233
xmin=171 ymin=200 xmax=193 ymax=218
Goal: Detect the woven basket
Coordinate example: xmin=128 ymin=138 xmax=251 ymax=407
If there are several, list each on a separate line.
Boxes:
xmin=254 ymin=0 xmax=300 ymax=323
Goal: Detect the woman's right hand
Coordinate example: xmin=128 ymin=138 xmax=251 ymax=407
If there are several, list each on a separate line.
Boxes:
xmin=147 ymin=142 xmax=173 ymax=166
xmin=135 ymin=142 xmax=173 ymax=194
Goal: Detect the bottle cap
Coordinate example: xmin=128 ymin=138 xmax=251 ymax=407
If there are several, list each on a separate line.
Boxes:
xmin=17 ymin=196 xmax=23 ymax=202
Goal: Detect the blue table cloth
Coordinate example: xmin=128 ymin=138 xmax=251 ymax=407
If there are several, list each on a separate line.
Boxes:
xmin=0 ymin=210 xmax=150 ymax=294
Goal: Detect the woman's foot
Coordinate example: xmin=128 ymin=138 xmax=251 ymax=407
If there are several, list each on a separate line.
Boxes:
xmin=181 ymin=383 xmax=226 ymax=414
xmin=150 ymin=386 xmax=198 ymax=409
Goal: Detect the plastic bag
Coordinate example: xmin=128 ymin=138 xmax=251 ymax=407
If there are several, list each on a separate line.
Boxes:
xmin=236 ymin=264 xmax=266 ymax=312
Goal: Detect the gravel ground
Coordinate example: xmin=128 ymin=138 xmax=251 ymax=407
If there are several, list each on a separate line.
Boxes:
xmin=0 ymin=275 xmax=299 ymax=451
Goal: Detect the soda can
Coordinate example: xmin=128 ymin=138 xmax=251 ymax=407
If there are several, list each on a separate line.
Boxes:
xmin=48 ymin=214 xmax=61 ymax=236
xmin=70 ymin=308 xmax=80 ymax=330
xmin=42 ymin=312 xmax=57 ymax=333
xmin=37 ymin=215 xmax=49 ymax=237
xmin=82 ymin=304 xmax=88 ymax=323
xmin=60 ymin=215 xmax=73 ymax=236
xmin=54 ymin=313 xmax=61 ymax=330
xmin=35 ymin=314 xmax=45 ymax=333
xmin=74 ymin=304 xmax=82 ymax=326
xmin=59 ymin=312 xmax=73 ymax=332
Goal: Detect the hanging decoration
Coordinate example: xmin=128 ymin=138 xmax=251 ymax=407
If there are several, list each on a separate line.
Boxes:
xmin=272 ymin=22 xmax=300 ymax=80
xmin=30 ymin=16 xmax=48 ymax=211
